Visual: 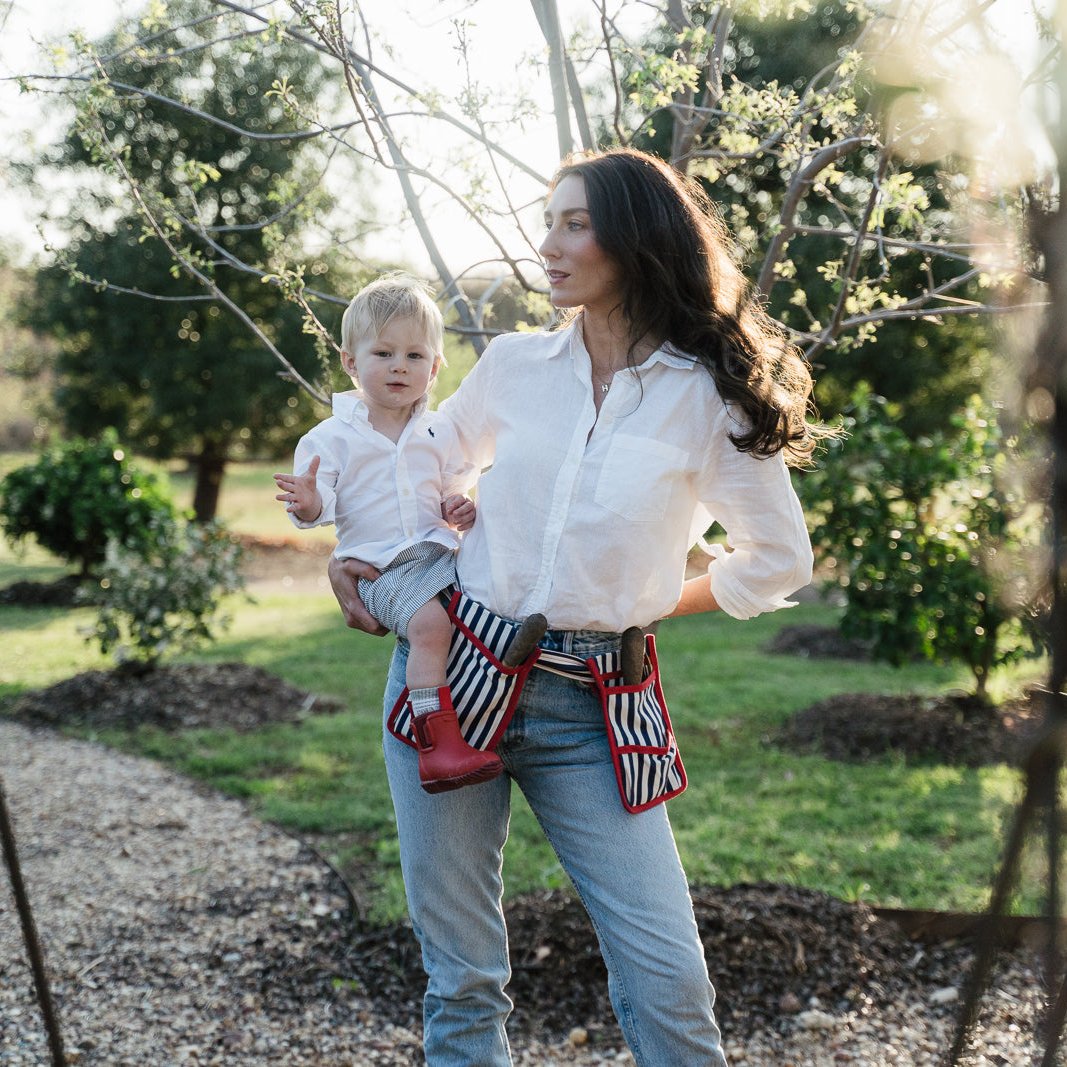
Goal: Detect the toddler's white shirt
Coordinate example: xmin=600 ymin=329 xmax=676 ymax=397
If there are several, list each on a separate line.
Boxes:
xmin=290 ymin=391 xmax=475 ymax=569
xmin=440 ymin=319 xmax=814 ymax=631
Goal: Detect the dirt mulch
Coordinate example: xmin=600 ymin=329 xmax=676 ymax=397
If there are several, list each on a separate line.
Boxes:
xmin=301 ymin=881 xmax=978 ymax=1045
xmin=776 ymin=689 xmax=1042 ymax=767
xmin=767 ymin=624 xmax=1044 ymax=767
xmin=7 ymin=661 xmax=344 ymax=733
xmin=765 ymin=622 xmax=874 ymax=661
xmin=0 ymin=573 xmax=88 ymax=607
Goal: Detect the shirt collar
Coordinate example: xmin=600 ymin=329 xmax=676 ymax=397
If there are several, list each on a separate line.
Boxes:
xmin=330 ymin=390 xmax=430 ymax=425
xmin=546 ymin=316 xmax=697 ymax=372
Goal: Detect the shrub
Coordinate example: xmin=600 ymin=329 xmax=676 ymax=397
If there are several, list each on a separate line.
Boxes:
xmin=86 ymin=518 xmax=246 ymax=667
xmin=799 ymin=389 xmax=1046 ymax=701
xmin=0 ymin=429 xmax=177 ymax=575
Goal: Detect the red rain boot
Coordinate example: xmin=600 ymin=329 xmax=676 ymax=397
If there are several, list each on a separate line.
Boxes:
xmin=410 ymin=687 xmax=504 ymax=794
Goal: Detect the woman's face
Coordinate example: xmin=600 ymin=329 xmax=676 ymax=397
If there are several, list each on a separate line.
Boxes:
xmin=539 ymin=174 xmax=623 ymax=316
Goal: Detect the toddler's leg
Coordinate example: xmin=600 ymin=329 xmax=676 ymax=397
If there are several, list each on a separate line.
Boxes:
xmin=406 ymin=597 xmax=504 ymax=795
xmin=405 ymin=596 xmax=454 ymax=691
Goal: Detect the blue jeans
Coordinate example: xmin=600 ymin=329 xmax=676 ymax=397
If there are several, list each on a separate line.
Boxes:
xmin=382 ymin=630 xmax=728 ymax=1067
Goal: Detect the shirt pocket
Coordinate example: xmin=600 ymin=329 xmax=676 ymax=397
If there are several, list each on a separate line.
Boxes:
xmin=594 ymin=433 xmax=690 ymax=523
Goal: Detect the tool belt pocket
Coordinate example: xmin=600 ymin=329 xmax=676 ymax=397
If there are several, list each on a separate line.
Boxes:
xmin=386 ymin=588 xmax=539 ymax=751
xmin=585 ymin=636 xmax=687 ymax=814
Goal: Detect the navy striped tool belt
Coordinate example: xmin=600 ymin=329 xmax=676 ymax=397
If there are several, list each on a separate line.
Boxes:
xmin=387 ymin=589 xmax=687 ymax=813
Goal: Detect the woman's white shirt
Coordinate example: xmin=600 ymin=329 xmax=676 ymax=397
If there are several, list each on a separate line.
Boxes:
xmin=439 ymin=320 xmax=813 ymax=632
xmin=290 ymin=392 xmax=474 ymax=569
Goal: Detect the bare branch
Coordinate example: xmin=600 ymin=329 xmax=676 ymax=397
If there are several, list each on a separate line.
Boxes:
xmin=832 ymin=299 xmax=1047 ymax=334
xmin=291 ymin=3 xmax=492 ymax=352
xmin=671 ymin=4 xmax=731 ymax=168
xmin=756 ymin=135 xmax=870 ymax=299
xmin=21 ymin=72 xmax=355 ymax=144
xmin=789 ymin=225 xmax=1026 ymax=272
xmin=207 ymin=0 xmax=549 ymax=184
xmin=806 ymin=147 xmax=892 ymax=365
xmin=596 ymin=0 xmax=628 ymax=144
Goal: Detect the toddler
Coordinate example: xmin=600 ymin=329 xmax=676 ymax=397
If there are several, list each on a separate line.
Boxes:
xmin=274 ymin=275 xmax=524 ymax=792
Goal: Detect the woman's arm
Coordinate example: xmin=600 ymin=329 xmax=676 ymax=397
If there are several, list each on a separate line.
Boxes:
xmin=692 ymin=401 xmax=814 ymax=620
xmin=327 ymin=556 xmax=389 ymax=635
xmin=666 ymin=575 xmax=721 ymax=618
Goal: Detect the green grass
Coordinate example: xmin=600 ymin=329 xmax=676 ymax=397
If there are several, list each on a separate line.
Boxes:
xmin=0 ymin=458 xmax=1051 ymax=923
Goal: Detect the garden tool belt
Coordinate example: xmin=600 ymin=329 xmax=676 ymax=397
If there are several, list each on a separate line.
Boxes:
xmin=387 ymin=588 xmax=687 ymax=813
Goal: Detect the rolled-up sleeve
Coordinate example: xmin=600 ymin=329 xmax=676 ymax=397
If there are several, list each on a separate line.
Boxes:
xmin=696 ymin=406 xmax=813 ymax=620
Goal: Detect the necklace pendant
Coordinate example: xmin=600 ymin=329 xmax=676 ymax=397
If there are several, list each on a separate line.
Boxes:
xmin=600 ymin=382 xmax=610 ymax=394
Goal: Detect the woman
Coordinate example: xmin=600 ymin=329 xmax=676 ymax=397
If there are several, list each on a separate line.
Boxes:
xmin=330 ymin=147 xmax=819 ymax=1066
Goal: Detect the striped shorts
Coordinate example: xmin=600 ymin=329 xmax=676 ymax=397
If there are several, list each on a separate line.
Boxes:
xmin=357 ymin=541 xmax=457 ymax=640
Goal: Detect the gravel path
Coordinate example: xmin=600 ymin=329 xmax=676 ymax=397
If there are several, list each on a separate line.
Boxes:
xmin=0 ymin=719 xmax=1055 ymax=1066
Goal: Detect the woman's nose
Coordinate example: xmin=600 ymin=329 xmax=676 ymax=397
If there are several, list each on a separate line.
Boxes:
xmin=538 ymin=228 xmax=556 ymax=261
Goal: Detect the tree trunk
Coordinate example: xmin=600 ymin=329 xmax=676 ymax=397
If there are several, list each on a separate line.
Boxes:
xmin=191 ymin=442 xmax=227 ymax=524
xmin=530 ymin=0 xmax=574 ymax=159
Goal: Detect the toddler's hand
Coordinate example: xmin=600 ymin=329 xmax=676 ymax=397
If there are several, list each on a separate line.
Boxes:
xmin=443 ymin=493 xmax=476 ymax=532
xmin=274 ymin=455 xmax=323 ymax=522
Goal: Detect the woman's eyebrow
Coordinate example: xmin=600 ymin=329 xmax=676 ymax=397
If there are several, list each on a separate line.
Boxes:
xmin=543 ymin=207 xmax=591 ymax=221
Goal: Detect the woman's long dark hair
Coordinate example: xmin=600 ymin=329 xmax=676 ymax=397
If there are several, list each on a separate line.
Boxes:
xmin=552 ymin=148 xmax=820 ymax=466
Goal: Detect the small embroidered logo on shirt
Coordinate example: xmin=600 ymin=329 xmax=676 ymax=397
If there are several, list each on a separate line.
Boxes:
xmin=428 ymin=427 xmax=436 ymax=437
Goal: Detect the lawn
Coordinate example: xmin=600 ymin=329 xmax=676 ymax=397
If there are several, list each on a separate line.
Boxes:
xmin=0 ymin=457 xmax=1050 ymax=924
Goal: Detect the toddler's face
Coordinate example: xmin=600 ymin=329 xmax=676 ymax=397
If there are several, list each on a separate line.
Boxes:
xmin=342 ymin=313 xmax=440 ymax=417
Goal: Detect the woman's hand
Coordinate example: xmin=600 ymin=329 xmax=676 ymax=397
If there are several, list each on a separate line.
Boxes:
xmin=328 ymin=556 xmax=389 ymax=635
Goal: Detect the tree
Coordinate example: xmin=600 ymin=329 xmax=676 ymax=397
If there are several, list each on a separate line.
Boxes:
xmin=26 ymin=0 xmax=346 ymax=520
xmin=19 ymin=0 xmax=1041 ymax=373
xmin=659 ymin=1 xmax=995 ymax=436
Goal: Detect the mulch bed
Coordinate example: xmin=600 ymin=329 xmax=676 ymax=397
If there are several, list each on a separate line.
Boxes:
xmin=768 ymin=623 xmax=1044 ymax=767
xmin=8 ymin=661 xmax=344 ymax=733
xmin=258 ymin=877 xmax=978 ymax=1045
xmin=0 ymin=574 xmax=88 ymax=607
xmin=765 ymin=621 xmax=874 ymax=661
xmin=776 ymin=689 xmax=1042 ymax=767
